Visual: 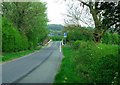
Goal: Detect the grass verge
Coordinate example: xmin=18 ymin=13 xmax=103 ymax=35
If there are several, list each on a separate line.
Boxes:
xmin=2 ymin=46 xmax=42 ymax=63
xmin=54 ymin=41 xmax=118 ymax=83
xmin=54 ymin=45 xmax=86 ymax=83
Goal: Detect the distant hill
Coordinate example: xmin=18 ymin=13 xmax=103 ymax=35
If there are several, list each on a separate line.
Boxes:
xmin=48 ymin=24 xmax=64 ymax=31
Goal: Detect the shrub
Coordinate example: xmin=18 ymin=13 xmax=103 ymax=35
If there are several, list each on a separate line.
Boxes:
xmin=2 ymin=17 xmax=29 ymax=52
xmin=92 ymin=54 xmax=118 ymax=83
xmin=50 ymin=36 xmax=63 ymax=41
xmin=73 ymin=40 xmax=81 ymax=50
xmin=73 ymin=41 xmax=118 ymax=83
xmin=66 ymin=27 xmax=94 ymax=42
xmin=112 ymin=33 xmax=119 ymax=44
xmin=102 ymin=32 xmax=119 ymax=45
xmin=55 ymin=41 xmax=118 ymax=83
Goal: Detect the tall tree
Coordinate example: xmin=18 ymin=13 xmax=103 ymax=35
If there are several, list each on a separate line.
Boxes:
xmin=97 ymin=1 xmax=120 ymax=33
xmin=63 ymin=0 xmax=119 ymax=42
xmin=2 ymin=2 xmax=48 ymax=49
xmin=64 ymin=1 xmax=94 ymax=27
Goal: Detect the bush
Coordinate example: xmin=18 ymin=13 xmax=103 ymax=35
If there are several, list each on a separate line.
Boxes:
xmin=2 ymin=17 xmax=29 ymax=52
xmin=73 ymin=41 xmax=118 ymax=83
xmin=112 ymin=33 xmax=119 ymax=44
xmin=66 ymin=27 xmax=94 ymax=42
xmin=55 ymin=41 xmax=118 ymax=83
xmin=50 ymin=36 xmax=63 ymax=41
xmin=92 ymin=54 xmax=118 ymax=83
xmin=102 ymin=32 xmax=119 ymax=45
xmin=73 ymin=40 xmax=81 ymax=50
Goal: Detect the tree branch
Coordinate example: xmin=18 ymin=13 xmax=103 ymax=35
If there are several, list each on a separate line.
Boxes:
xmin=78 ymin=0 xmax=90 ymax=7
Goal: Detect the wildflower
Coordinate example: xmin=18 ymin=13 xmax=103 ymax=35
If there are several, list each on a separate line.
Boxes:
xmin=114 ymin=76 xmax=117 ymax=79
xmin=112 ymin=81 xmax=114 ymax=84
xmin=64 ymin=77 xmax=68 ymax=80
xmin=62 ymin=80 xmax=66 ymax=83
xmin=115 ymin=72 xmax=118 ymax=75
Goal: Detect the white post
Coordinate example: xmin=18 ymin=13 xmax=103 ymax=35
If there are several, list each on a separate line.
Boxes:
xmin=60 ymin=41 xmax=61 ymax=52
xmin=62 ymin=39 xmax=64 ymax=45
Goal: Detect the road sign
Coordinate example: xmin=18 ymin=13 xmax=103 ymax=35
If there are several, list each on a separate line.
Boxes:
xmin=64 ymin=33 xmax=67 ymax=37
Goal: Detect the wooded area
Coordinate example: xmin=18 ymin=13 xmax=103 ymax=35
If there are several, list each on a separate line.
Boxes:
xmin=2 ymin=2 xmax=48 ymax=52
xmin=64 ymin=0 xmax=120 ymax=42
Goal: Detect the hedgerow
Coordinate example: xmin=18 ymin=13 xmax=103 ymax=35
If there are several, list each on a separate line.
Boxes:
xmin=73 ymin=41 xmax=118 ymax=83
xmin=2 ymin=17 xmax=29 ymax=52
xmin=102 ymin=32 xmax=119 ymax=45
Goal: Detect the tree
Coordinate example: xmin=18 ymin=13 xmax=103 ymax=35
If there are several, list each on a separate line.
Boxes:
xmin=64 ymin=1 xmax=94 ymax=27
xmin=2 ymin=2 xmax=48 ymax=50
xmin=63 ymin=0 xmax=119 ymax=42
xmin=97 ymin=1 xmax=120 ymax=33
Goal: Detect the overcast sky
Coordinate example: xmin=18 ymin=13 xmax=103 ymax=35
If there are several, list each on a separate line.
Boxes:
xmin=41 ymin=0 xmax=94 ymax=27
xmin=42 ymin=0 xmax=67 ymax=25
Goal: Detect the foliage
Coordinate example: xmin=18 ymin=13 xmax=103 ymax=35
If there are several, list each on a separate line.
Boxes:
xmin=0 ymin=15 xmax=2 ymax=55
xmin=73 ymin=40 xmax=81 ymax=50
xmin=2 ymin=2 xmax=48 ymax=52
xmin=102 ymin=32 xmax=119 ymax=45
xmin=55 ymin=42 xmax=119 ymax=84
xmin=64 ymin=1 xmax=120 ymax=42
xmin=73 ymin=41 xmax=118 ymax=83
xmin=24 ymin=2 xmax=48 ymax=48
xmin=2 ymin=50 xmax=34 ymax=62
xmin=65 ymin=25 xmax=119 ymax=45
xmin=50 ymin=36 xmax=63 ymax=41
xmin=48 ymin=24 xmax=64 ymax=31
xmin=54 ymin=46 xmax=85 ymax=83
xmin=2 ymin=17 xmax=29 ymax=52
xmin=96 ymin=2 xmax=120 ymax=33
xmin=65 ymin=27 xmax=94 ymax=42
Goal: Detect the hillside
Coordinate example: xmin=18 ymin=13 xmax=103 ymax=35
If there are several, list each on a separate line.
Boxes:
xmin=48 ymin=24 xmax=64 ymax=31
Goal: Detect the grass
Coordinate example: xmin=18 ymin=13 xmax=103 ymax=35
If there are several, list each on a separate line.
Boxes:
xmin=2 ymin=50 xmax=34 ymax=62
xmin=2 ymin=46 xmax=42 ymax=63
xmin=54 ymin=41 xmax=118 ymax=83
xmin=54 ymin=45 xmax=86 ymax=83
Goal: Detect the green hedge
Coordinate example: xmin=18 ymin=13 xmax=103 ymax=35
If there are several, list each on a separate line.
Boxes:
xmin=2 ymin=17 xmax=29 ymax=52
xmin=65 ymin=26 xmax=119 ymax=45
xmin=55 ymin=42 xmax=119 ymax=83
xmin=66 ymin=28 xmax=94 ymax=42
xmin=50 ymin=36 xmax=63 ymax=41
xmin=73 ymin=40 xmax=81 ymax=50
xmin=102 ymin=32 xmax=119 ymax=45
xmin=73 ymin=41 xmax=118 ymax=83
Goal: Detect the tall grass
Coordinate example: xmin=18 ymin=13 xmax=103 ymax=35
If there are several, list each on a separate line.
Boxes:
xmin=54 ymin=45 xmax=86 ymax=83
xmin=55 ymin=41 xmax=119 ymax=84
xmin=2 ymin=50 xmax=35 ymax=62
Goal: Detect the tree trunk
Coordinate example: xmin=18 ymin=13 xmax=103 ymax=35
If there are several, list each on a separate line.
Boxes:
xmin=89 ymin=6 xmax=104 ymax=42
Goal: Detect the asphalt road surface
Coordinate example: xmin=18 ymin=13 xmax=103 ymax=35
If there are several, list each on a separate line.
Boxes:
xmin=2 ymin=41 xmax=63 ymax=83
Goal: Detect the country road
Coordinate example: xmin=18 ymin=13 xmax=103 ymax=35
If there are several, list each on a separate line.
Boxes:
xmin=2 ymin=41 xmax=63 ymax=83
